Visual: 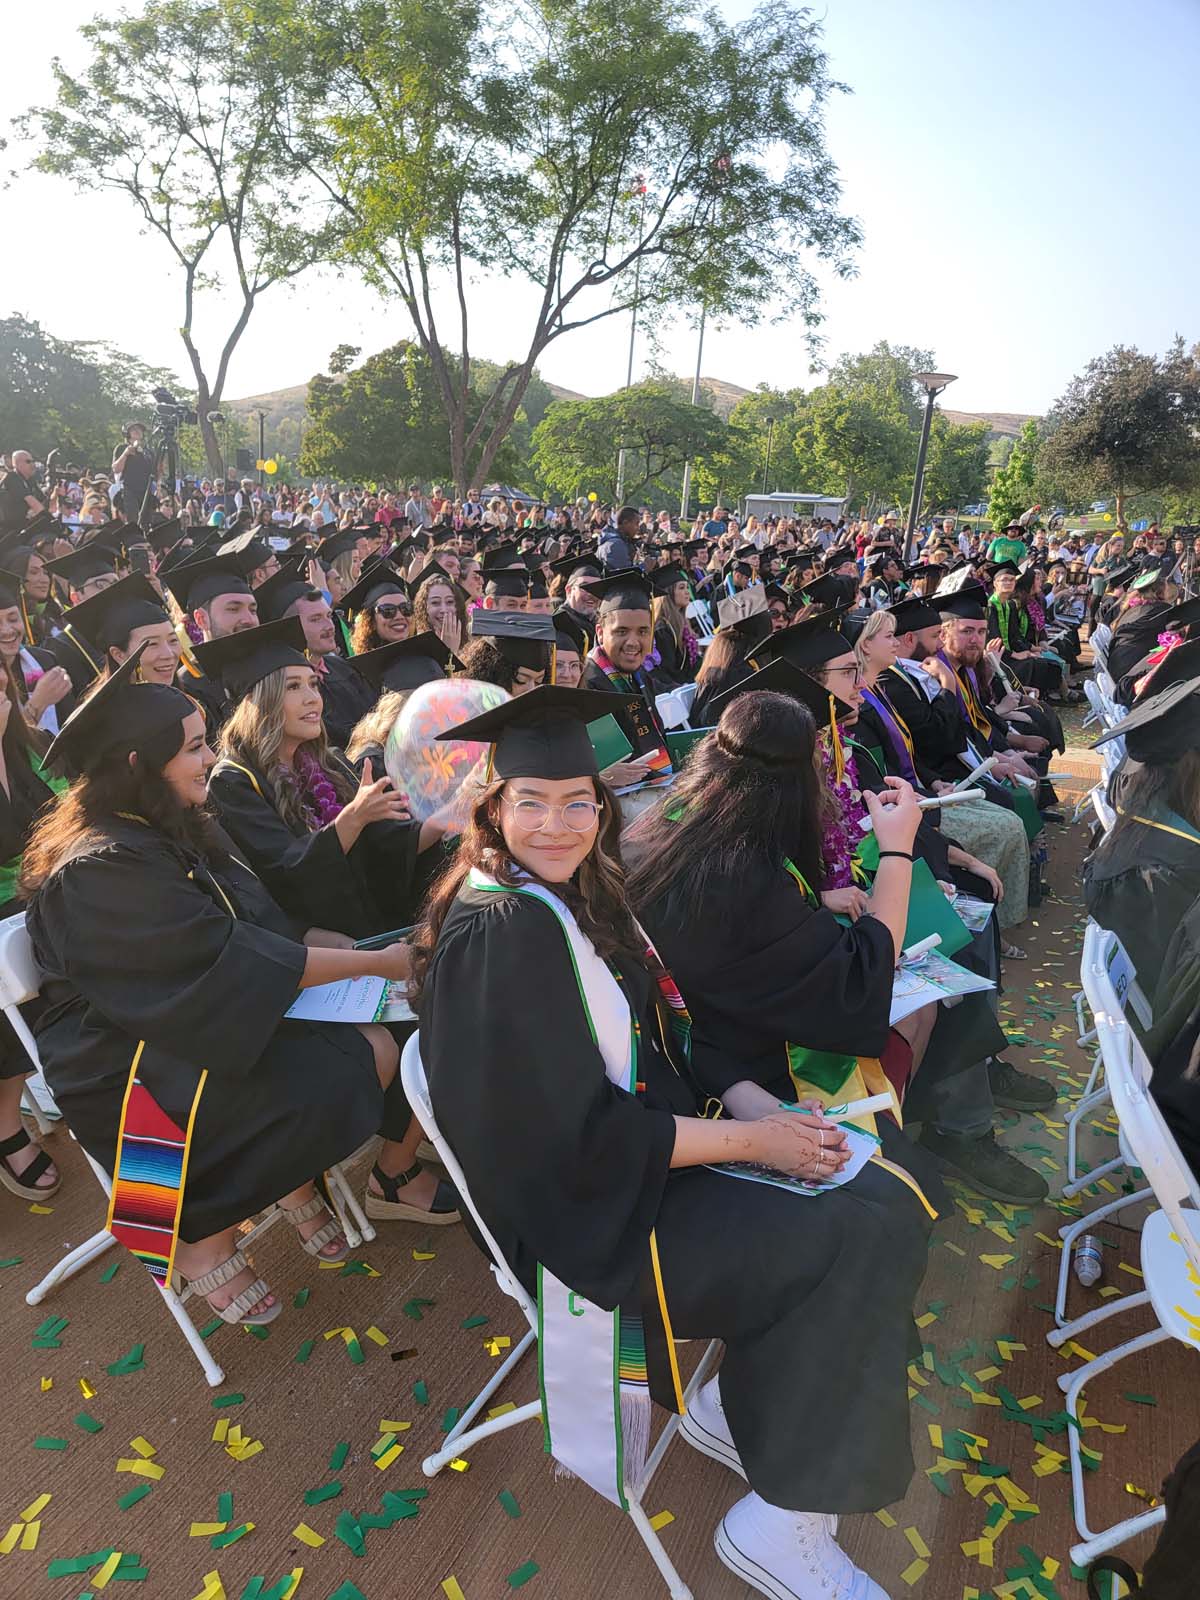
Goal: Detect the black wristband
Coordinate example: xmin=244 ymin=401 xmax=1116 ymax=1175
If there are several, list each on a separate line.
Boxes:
xmin=877 ymin=850 xmax=915 ymax=862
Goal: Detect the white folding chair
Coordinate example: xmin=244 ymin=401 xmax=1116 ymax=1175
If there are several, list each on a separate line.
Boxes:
xmin=1046 ymin=922 xmax=1200 ymax=1565
xmin=0 ymin=914 xmax=58 ymax=1136
xmin=401 ymin=1033 xmax=720 ymax=1600
xmin=10 ymin=912 xmax=375 ymax=1388
xmin=654 ymin=683 xmax=698 ymax=731
xmin=685 ymin=598 xmax=716 ymax=642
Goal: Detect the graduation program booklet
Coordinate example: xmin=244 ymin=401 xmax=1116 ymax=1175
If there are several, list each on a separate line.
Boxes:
xmin=285 ymin=975 xmax=389 ymax=1024
xmin=889 ymin=951 xmax=994 ymax=1026
xmin=706 ymin=1124 xmax=878 ymax=1198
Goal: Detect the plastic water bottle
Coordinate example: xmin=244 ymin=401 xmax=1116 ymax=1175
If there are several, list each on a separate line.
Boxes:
xmin=1073 ymin=1235 xmax=1103 ymax=1287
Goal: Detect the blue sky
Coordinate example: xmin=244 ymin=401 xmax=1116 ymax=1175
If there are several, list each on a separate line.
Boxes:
xmin=3 ymin=0 xmax=1198 ymax=415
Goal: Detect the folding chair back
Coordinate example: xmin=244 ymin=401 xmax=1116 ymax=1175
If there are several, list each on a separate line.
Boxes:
xmin=685 ymin=598 xmax=715 ymax=641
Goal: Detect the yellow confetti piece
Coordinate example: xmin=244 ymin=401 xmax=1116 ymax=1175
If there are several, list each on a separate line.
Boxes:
xmin=914 ymin=1312 xmax=938 ymax=1329
xmin=487 ymin=1403 xmax=516 ymax=1419
xmin=191 ymin=1523 xmax=229 ymax=1537
xmin=996 ymin=1341 xmax=1027 ymax=1361
xmin=93 ymin=1549 xmax=124 ymax=1590
xmin=1099 ymin=1285 xmax=1123 ymax=1298
xmin=413 ymin=1250 xmax=436 ymax=1261
xmin=1034 ymin=1232 xmax=1064 ymax=1250
xmin=292 ymin=1524 xmax=325 ymax=1548
xmin=927 ymin=1424 xmax=943 ymax=1450
xmin=339 ymin=1328 xmax=358 ymax=1346
xmin=979 ymin=1254 xmax=1015 ymax=1270
xmin=449 ymin=1457 xmax=470 ymax=1472
xmin=649 ymin=1510 xmax=675 ymax=1531
xmin=1017 ymin=1395 xmax=1042 ymax=1410
xmin=192 ymin=1572 xmax=227 ymax=1600
xmin=227 ymin=1425 xmax=244 ymax=1447
xmin=375 ymin=1443 xmax=404 ymax=1470
xmin=904 ymin=1527 xmax=931 ymax=1559
xmin=19 ymin=1520 xmax=39 ymax=1552
xmin=0 ymin=1524 xmax=22 ymax=1556
xmin=973 ymin=1366 xmax=1001 ymax=1383
xmin=281 ymin=1570 xmax=302 ymax=1600
xmin=323 ymin=1327 xmax=347 ymax=1340
xmin=976 ymin=1539 xmax=994 ymax=1569
xmin=29 ymin=1203 xmax=54 ymax=1214
xmin=943 ymin=1241 xmax=967 ymax=1256
xmin=378 ymin=1419 xmax=412 ymax=1433
xmin=364 ymin=1326 xmax=389 ymax=1347
xmin=116 ymin=1458 xmax=165 ymax=1479
xmin=442 ymin=1580 xmax=466 ymax=1600
xmin=996 ymin=1476 xmax=1030 ymax=1507
xmin=212 ymin=1419 xmax=230 ymax=1443
xmin=1067 ymin=1340 xmax=1098 ymax=1361
xmin=874 ymin=1509 xmax=897 ymax=1527
xmin=1119 ymin=1261 xmax=1144 ymax=1278
xmin=79 ymin=1378 xmax=96 ymax=1399
xmin=129 ymin=1436 xmax=156 ymax=1458
xmin=39 ymin=1377 xmax=52 ymax=1393
xmin=1041 ymin=1557 xmax=1060 ymax=1579
xmin=19 ymin=1495 xmax=50 ymax=1523
xmin=900 ymin=1558 xmax=928 ymax=1586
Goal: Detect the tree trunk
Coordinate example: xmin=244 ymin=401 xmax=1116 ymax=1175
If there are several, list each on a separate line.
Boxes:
xmin=1114 ymin=489 xmax=1126 ymax=528
xmin=198 ymin=409 xmax=224 ymax=481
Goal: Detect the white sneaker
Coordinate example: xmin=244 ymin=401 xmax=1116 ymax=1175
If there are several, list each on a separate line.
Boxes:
xmin=682 ymin=1380 xmax=835 ymax=1533
xmin=715 ymin=1492 xmax=889 ymax=1600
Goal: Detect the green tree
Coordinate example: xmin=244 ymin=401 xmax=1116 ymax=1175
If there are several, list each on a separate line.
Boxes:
xmin=267 ymin=0 xmax=860 ymax=494
xmin=793 ymin=382 xmax=912 ymax=509
xmin=532 ymin=381 xmax=728 ymax=506
xmin=909 ymin=416 xmax=990 ymax=515
xmin=987 ymin=418 xmax=1041 ymax=532
xmin=693 ymin=386 xmax=803 ymax=509
xmin=0 ymin=313 xmax=180 ymax=470
xmin=17 ymin=0 xmax=343 ymax=476
xmin=1038 ymin=341 xmax=1200 ymax=524
xmin=826 ymin=342 xmax=937 ymax=429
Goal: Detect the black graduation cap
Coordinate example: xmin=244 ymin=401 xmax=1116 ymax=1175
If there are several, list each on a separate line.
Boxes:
xmin=22 ymin=510 xmax=60 ymax=541
xmin=435 ymin=684 xmax=637 ymax=781
xmin=481 ymin=543 xmax=522 ymax=573
xmin=733 ymin=544 xmax=758 ymax=559
xmin=484 ymin=569 xmax=529 ymax=600
xmin=337 ymin=562 xmax=408 ymax=616
xmin=764 ymin=583 xmax=789 ymax=606
xmin=314 ymin=527 xmax=363 ymax=565
xmin=1103 ymin=563 xmax=1138 ymax=589
xmin=469 ymin=610 xmax=554 ymax=670
xmin=1131 ymin=560 xmax=1173 ymax=591
xmin=553 ymin=609 xmax=587 ymax=656
xmin=1153 ymin=595 xmax=1200 ymax=634
xmin=823 ymin=546 xmax=858 ymax=570
xmin=887 ymin=595 xmax=942 ymax=633
xmin=43 ymin=642 xmax=194 ymax=776
xmin=217 ymin=531 xmax=274 ymax=570
xmin=681 ymin=538 xmax=709 ymax=558
xmin=410 ymin=560 xmax=459 ymax=593
xmin=347 ymin=631 xmax=453 ymax=693
xmin=160 ymin=549 xmax=256 ymax=613
xmin=749 ymin=608 xmax=856 ymax=671
xmin=0 ymin=546 xmax=37 ymax=587
xmin=549 ymin=553 xmax=602 ymax=584
xmin=987 ymin=559 xmax=1021 ymax=578
xmin=44 ymin=542 xmax=119 ymax=590
xmin=704 ymin=656 xmax=856 ymax=725
xmin=722 ymin=557 xmax=753 ymax=580
xmin=192 ymin=617 xmax=310 ymax=700
xmin=249 ymin=558 xmax=316 ymax=622
xmin=802 ymin=573 xmax=857 ymax=610
xmin=931 ymin=582 xmax=990 ymax=621
xmin=590 ymin=569 xmax=653 ymax=609
xmin=145 ymin=516 xmax=183 ymax=554
xmin=650 ymin=563 xmax=689 ymax=595
xmin=59 ymin=574 xmax=167 ymax=653
xmin=1093 ymin=649 xmax=1200 ymax=765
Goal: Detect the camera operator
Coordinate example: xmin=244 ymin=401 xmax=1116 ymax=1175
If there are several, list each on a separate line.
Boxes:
xmin=0 ymin=450 xmax=47 ymax=534
xmin=112 ymin=422 xmax=156 ymax=527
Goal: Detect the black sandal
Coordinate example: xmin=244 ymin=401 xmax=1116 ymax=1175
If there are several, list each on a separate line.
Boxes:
xmin=364 ymin=1161 xmax=461 ymax=1226
xmin=0 ymin=1127 xmax=61 ymax=1200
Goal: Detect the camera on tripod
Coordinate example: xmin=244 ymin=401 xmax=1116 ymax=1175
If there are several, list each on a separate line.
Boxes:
xmin=151 ymin=387 xmax=199 ymax=430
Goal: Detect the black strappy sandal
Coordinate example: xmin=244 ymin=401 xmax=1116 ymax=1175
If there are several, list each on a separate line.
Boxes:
xmin=0 ymin=1127 xmax=61 ymax=1200
xmin=365 ymin=1161 xmax=461 ymax=1226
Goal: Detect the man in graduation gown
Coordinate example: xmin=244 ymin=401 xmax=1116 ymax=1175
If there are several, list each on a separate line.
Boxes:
xmin=161 ymin=549 xmax=263 ymax=738
xmin=254 ymin=564 xmax=374 ymax=747
xmin=548 ymin=553 xmax=601 ymax=653
xmin=43 ymin=543 xmax=122 ymax=691
xmin=581 ymin=570 xmax=673 ymax=783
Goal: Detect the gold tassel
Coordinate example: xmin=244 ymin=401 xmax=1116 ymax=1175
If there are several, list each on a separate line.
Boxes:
xmin=829 ymin=695 xmax=845 ymax=786
xmin=484 ymin=745 xmax=496 ymax=783
xmin=19 ymin=591 xmax=34 ymax=647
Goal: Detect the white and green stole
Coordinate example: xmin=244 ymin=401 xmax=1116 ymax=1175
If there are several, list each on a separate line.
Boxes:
xmin=467 ymin=867 xmax=678 ymax=1509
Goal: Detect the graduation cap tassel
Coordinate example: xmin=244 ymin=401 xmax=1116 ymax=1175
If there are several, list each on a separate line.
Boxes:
xmin=829 ymin=696 xmax=846 ymax=786
xmin=484 ymin=746 xmax=496 ymax=784
xmin=18 ymin=589 xmax=34 ymax=648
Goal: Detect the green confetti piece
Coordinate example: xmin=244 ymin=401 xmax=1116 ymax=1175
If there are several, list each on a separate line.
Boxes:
xmin=506 ymin=1560 xmax=540 ymax=1589
xmin=217 ymin=1491 xmax=234 ymax=1523
xmin=0 ymin=1256 xmax=22 ymax=1267
xmin=106 ymin=1343 xmax=146 ymax=1375
xmin=100 ymin=1261 xmax=120 ymax=1283
xmin=211 ymin=1522 xmax=254 ymax=1549
xmin=32 ymin=1337 xmax=63 ymax=1349
xmin=293 ymin=1287 xmax=310 ymax=1308
xmin=346 ymin=1336 xmax=365 ymax=1365
xmin=198 ymin=1318 xmax=223 ymax=1340
xmin=212 ymin=1392 xmax=245 ymax=1408
xmin=295 ymin=1339 xmax=315 ymax=1365
xmin=413 ymin=1379 xmax=429 ymax=1406
xmin=402 ymin=1297 xmax=434 ymax=1321
xmin=117 ymin=1484 xmax=152 ymax=1510
xmin=329 ymin=1441 xmax=349 ymax=1471
xmin=47 ymin=1549 xmax=114 ymax=1577
xmin=498 ymin=1489 xmax=522 ymax=1518
xmin=240 ymin=1581 xmax=266 ymax=1600
xmin=303 ymin=1480 xmax=343 ymax=1505
xmin=460 ymin=1315 xmax=489 ymax=1330
xmin=334 ymin=1509 xmax=366 ymax=1556
xmin=108 ymin=1564 xmax=148 ymax=1580
xmin=1123 ymin=1392 xmax=1157 ymax=1405
xmin=441 ymin=1407 xmax=460 ymax=1433
xmin=339 ymin=1259 xmax=374 ymax=1276
xmin=74 ymin=1412 xmax=104 ymax=1433
xmin=34 ymin=1435 xmax=68 ymax=1450
xmin=327 ymin=1584 xmax=368 ymax=1600
xmin=928 ymin=1471 xmax=954 ymax=1497
xmin=245 ymin=1323 xmax=271 ymax=1341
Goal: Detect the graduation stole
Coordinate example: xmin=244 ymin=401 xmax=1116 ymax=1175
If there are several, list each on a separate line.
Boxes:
xmin=587 ymin=650 xmax=673 ymax=781
xmin=988 ymin=595 xmax=1014 ymax=653
xmin=935 ymin=649 xmax=992 ymax=739
xmin=466 ymin=867 xmax=685 ymax=1510
xmin=859 ymin=686 xmax=918 ymax=785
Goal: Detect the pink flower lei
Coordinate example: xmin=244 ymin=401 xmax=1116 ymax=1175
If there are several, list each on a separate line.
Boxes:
xmin=294 ymin=748 xmax=345 ymax=829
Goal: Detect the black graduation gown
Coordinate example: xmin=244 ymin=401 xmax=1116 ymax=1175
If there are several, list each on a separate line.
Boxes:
xmin=559 ymin=604 xmax=595 ymax=654
xmin=689 ymin=660 xmax=752 ymax=728
xmin=883 ymin=663 xmax=967 ymax=775
xmin=47 ymin=624 xmax=104 ymax=695
xmin=26 ymin=817 xmax=383 ymax=1240
xmin=319 ymin=653 xmax=376 ymax=748
xmin=422 ymin=883 xmax=932 ymax=1512
xmin=580 ymin=658 xmax=671 ymax=762
xmin=13 ymin=645 xmax=76 ymax=727
xmin=207 ymin=751 xmax=434 ymax=939
xmin=652 ymin=623 xmax=694 ymax=689
xmin=1108 ymin=604 xmax=1171 ymax=688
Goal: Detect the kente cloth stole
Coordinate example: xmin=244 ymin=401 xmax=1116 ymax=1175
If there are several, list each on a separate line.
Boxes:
xmin=588 ymin=651 xmax=673 ymax=780
xmin=467 ymin=867 xmax=684 ymax=1510
xmin=107 ymin=1055 xmax=207 ymax=1288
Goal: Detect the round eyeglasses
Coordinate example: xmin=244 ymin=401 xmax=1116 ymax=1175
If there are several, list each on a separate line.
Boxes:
xmin=503 ymin=797 xmax=601 ymax=833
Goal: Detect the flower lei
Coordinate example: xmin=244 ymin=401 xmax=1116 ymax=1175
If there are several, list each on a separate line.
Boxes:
xmin=1133 ymin=630 xmax=1184 ymax=698
xmin=681 ymin=625 xmax=700 ymax=669
xmin=295 ymin=748 xmax=345 ymax=829
xmin=818 ymin=734 xmax=864 ymax=890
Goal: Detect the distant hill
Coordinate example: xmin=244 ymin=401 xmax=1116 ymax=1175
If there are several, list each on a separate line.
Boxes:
xmin=227 ymin=377 xmax=1034 ymax=439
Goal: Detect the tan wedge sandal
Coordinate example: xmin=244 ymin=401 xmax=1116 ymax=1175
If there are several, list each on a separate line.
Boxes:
xmin=279 ymin=1191 xmax=351 ymax=1262
xmin=181 ymin=1250 xmax=281 ymax=1327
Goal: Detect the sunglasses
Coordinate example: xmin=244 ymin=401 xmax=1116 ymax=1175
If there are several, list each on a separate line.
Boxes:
xmin=375 ymin=603 xmax=412 ymax=620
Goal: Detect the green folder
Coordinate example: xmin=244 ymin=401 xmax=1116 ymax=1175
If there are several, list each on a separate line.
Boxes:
xmin=900 ymin=857 xmax=972 ymax=957
xmin=1004 ymin=781 xmax=1044 ymax=843
xmin=665 ymin=728 xmax=711 ymax=767
xmin=587 ymin=713 xmax=634 ymax=771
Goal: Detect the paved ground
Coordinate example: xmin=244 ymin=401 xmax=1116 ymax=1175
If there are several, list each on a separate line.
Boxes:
xmin=5 ymin=744 xmax=1196 ymax=1600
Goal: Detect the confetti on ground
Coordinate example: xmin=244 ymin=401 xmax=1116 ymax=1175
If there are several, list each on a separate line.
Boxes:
xmin=100 ymin=1261 xmax=120 ymax=1283
xmin=117 ymin=1485 xmax=153 ymax=1510
xmin=212 ymin=1393 xmax=245 ymax=1409
xmin=442 ymin=1580 xmax=466 ymax=1600
xmin=292 ymin=1523 xmax=325 ymax=1548
xmin=506 ymin=1562 xmax=539 ymax=1589
xmin=648 ymin=1509 xmax=674 ymax=1531
xmin=34 ymin=1436 xmax=68 ymax=1451
xmin=499 ymin=1490 xmax=522 ymax=1519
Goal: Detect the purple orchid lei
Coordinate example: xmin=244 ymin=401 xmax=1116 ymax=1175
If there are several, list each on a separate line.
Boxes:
xmin=294 ymin=748 xmax=345 ymax=828
xmin=818 ymin=734 xmax=865 ymax=890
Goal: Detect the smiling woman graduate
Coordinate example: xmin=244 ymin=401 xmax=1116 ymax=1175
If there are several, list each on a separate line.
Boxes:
xmin=411 ymin=685 xmax=929 ymax=1600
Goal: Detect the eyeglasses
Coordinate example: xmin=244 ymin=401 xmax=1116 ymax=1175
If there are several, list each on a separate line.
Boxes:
xmin=824 ymin=663 xmax=864 ymax=683
xmin=375 ymin=603 xmax=412 ymax=619
xmin=503 ymin=797 xmax=602 ymax=833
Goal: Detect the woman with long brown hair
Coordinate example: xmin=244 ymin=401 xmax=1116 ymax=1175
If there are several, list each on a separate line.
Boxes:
xmin=410 ymin=564 xmax=468 ymax=659
xmin=412 ymin=684 xmax=924 ymax=1600
xmin=650 ymin=563 xmax=699 ymax=687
